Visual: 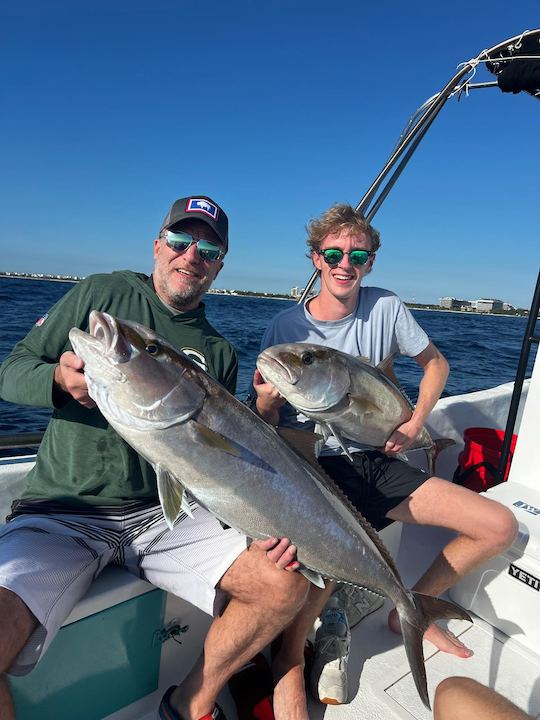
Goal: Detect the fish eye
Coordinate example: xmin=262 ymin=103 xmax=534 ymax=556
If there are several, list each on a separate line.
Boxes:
xmin=301 ymin=352 xmax=314 ymax=365
xmin=145 ymin=343 xmax=159 ymax=355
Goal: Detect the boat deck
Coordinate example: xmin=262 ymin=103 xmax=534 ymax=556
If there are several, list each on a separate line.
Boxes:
xmin=3 ymin=537 xmax=538 ymax=720
xmin=104 ymin=522 xmax=540 ymax=719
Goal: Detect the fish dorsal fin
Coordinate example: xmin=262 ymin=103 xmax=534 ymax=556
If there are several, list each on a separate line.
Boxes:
xmin=376 ymin=353 xmax=401 ymax=387
xmin=155 ymin=464 xmax=193 ymax=530
xmin=277 ymin=428 xmax=322 ymax=469
xmin=315 ymin=460 xmax=403 ymax=583
xmin=376 ymin=353 xmax=394 ymax=376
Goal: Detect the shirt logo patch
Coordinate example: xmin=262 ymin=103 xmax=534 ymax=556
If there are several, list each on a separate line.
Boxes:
xmin=186 ymin=198 xmax=219 ymax=221
xmin=35 ymin=313 xmax=49 ymax=326
xmin=182 ymin=348 xmax=208 ymax=372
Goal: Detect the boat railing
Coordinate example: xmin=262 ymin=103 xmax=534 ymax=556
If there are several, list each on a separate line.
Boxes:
xmin=496 ymin=269 xmax=540 ymax=484
xmin=298 ymin=29 xmax=540 ymax=303
xmin=0 ymin=432 xmax=44 ymax=451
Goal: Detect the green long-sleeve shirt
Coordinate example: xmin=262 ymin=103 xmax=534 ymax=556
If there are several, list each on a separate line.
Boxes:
xmin=0 ymin=270 xmax=238 ymax=507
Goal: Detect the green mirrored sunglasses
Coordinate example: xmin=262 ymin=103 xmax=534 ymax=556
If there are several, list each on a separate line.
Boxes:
xmin=317 ymin=248 xmax=375 ymax=266
xmin=165 ymin=231 xmax=224 ymax=262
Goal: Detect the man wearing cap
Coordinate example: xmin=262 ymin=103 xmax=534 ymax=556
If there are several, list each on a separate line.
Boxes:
xmin=0 ymin=195 xmax=307 ymax=720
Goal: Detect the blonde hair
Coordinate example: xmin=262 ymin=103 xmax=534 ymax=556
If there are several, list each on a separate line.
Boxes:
xmin=306 ymin=204 xmax=381 ymax=254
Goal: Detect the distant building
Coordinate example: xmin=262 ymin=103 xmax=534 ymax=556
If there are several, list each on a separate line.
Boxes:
xmin=439 ymin=297 xmax=471 ymax=310
xmin=476 ymin=298 xmax=504 ymax=312
xmin=290 ymin=287 xmax=304 ymax=299
xmin=435 ymin=295 xmax=519 ymax=314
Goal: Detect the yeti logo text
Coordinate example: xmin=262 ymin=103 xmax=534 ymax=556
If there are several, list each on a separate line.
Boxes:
xmin=513 ymin=500 xmax=540 ymax=516
xmin=508 ymin=564 xmax=540 ymax=591
xmin=186 ymin=198 xmax=219 ymax=221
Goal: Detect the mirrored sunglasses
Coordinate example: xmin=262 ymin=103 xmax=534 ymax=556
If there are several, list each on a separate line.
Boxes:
xmin=317 ymin=248 xmax=375 ymax=267
xmin=165 ymin=231 xmax=224 ymax=262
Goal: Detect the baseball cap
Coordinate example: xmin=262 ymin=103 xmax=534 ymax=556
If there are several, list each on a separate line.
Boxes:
xmin=160 ymin=196 xmax=229 ymax=251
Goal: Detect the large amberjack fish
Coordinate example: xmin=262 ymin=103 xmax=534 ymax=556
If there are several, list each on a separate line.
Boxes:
xmin=69 ymin=312 xmax=470 ymax=709
xmin=257 ymin=342 xmax=453 ymax=470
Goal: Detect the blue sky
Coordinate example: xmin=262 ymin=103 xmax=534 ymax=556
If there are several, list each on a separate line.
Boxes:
xmin=1 ymin=1 xmax=539 ymax=308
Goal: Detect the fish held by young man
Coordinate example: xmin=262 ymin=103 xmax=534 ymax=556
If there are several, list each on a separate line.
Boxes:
xmin=256 ymin=342 xmax=454 ymax=469
xmin=69 ymin=311 xmax=471 ymax=710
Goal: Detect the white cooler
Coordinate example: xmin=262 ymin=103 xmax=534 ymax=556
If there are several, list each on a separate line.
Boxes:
xmin=449 ymin=481 xmax=540 ymax=654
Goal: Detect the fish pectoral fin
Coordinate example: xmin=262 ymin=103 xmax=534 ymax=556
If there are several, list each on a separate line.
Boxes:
xmin=348 ymin=395 xmax=380 ymax=417
xmin=277 ymin=427 xmax=323 ymax=466
xmin=298 ymin=567 xmax=326 ymax=588
xmin=314 ymin=422 xmax=331 ymax=445
xmin=190 ymin=421 xmax=241 ymax=457
xmin=155 ymin=464 xmax=189 ymax=529
xmin=326 ymin=423 xmax=354 ymax=462
xmin=313 ymin=423 xmax=331 ymax=457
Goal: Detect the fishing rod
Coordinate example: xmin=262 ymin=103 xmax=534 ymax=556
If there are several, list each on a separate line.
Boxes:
xmin=298 ymin=28 xmax=540 ymax=303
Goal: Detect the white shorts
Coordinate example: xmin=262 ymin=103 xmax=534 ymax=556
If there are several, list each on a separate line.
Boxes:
xmin=0 ymin=501 xmax=247 ymax=675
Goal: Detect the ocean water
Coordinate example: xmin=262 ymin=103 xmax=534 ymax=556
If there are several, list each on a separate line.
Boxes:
xmin=0 ymin=277 xmax=537 ymax=439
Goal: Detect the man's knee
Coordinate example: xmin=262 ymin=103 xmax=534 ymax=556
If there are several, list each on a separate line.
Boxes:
xmin=434 ymin=676 xmax=475 ymax=713
xmin=0 ymin=587 xmax=38 ymax=674
xmin=220 ymin=544 xmax=309 ymax=615
xmin=486 ymin=503 xmax=518 ymax=554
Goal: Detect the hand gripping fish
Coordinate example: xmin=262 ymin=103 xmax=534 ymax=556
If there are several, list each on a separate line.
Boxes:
xmin=257 ymin=342 xmax=454 ymax=470
xmin=69 ymin=312 xmax=471 ymax=710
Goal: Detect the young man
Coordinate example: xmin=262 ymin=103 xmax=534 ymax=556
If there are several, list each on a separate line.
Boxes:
xmin=0 ymin=195 xmax=307 ymax=720
xmin=254 ymin=203 xmax=518 ymax=718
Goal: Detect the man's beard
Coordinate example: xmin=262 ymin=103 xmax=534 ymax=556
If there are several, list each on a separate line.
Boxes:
xmin=165 ymin=274 xmax=214 ymax=311
xmin=168 ymin=285 xmax=203 ymax=310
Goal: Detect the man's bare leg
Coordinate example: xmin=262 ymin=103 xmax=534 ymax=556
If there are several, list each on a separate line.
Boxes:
xmin=0 ymin=588 xmax=39 ymax=720
xmin=386 ymin=477 xmax=518 ymax=657
xmin=271 ymin=581 xmax=335 ymax=720
xmin=170 ymin=540 xmax=309 ymax=720
xmin=434 ymin=676 xmax=532 ymax=720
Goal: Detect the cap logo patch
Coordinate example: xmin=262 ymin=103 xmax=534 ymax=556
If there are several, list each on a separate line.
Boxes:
xmin=186 ymin=198 xmax=219 ymax=221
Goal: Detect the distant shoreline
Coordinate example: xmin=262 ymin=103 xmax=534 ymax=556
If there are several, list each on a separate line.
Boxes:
xmin=209 ymin=291 xmax=294 ymax=302
xmin=408 ymin=306 xmax=527 ymax=318
xmin=0 ymin=274 xmax=529 ymax=317
xmin=0 ymin=273 xmax=78 ymax=284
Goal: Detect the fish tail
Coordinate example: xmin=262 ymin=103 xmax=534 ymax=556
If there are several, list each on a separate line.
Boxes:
xmin=398 ymin=592 xmax=472 ymax=710
xmin=426 ymin=437 xmax=456 ymax=474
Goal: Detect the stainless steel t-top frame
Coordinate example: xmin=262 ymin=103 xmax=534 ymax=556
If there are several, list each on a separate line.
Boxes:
xmin=298 ymin=29 xmax=540 ymax=304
